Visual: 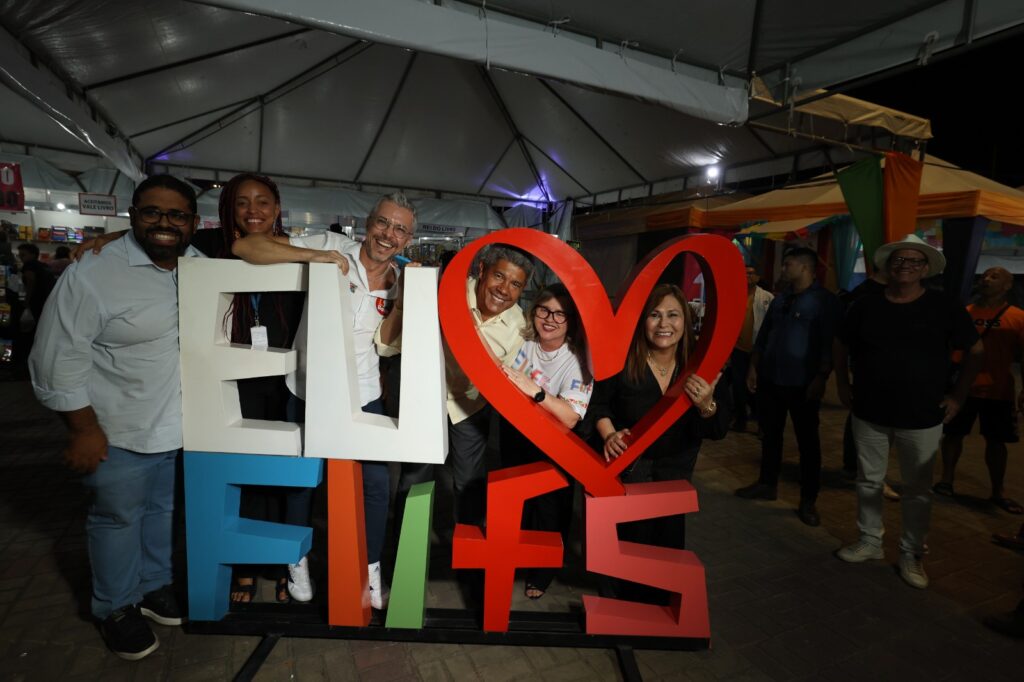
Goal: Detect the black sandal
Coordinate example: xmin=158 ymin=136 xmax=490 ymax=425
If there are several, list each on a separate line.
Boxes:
xmin=524 ymin=583 xmax=545 ymax=600
xmin=276 ymin=577 xmax=291 ymax=603
xmin=231 ymin=575 xmax=257 ymax=604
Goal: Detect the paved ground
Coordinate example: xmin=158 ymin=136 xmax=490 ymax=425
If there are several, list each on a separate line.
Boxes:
xmin=1 ymin=376 xmax=1022 ymax=681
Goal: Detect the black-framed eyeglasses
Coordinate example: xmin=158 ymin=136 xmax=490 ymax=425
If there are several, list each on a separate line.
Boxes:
xmin=891 ymin=256 xmax=928 ymax=269
xmin=535 ymin=305 xmax=567 ymax=323
xmin=369 ymin=215 xmax=412 ymax=240
xmin=133 ymin=207 xmax=194 ymax=227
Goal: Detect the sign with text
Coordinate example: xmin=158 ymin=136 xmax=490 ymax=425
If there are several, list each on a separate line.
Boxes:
xmin=0 ymin=163 xmax=25 ymax=212
xmin=78 ymin=193 xmax=117 ymax=217
xmin=181 ymin=231 xmax=744 ymax=638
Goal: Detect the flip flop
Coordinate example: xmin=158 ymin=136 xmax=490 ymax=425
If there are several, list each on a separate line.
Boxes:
xmin=992 ymin=532 xmax=1024 ymax=550
xmin=991 ymin=496 xmax=1024 ymax=515
xmin=524 ymin=583 xmax=545 ymax=600
xmin=231 ymin=575 xmax=257 ymax=604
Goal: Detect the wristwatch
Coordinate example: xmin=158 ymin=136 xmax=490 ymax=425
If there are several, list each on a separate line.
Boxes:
xmin=533 ymin=389 xmax=546 ymax=403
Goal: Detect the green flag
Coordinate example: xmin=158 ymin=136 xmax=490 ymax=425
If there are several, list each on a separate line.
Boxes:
xmin=836 ymin=156 xmax=884 ymax=270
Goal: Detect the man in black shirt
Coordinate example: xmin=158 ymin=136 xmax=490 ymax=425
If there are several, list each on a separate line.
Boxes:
xmin=735 ymin=247 xmax=840 ymax=527
xmin=15 ymin=243 xmax=56 ymax=368
xmin=16 ymin=243 xmax=55 ymax=321
xmin=834 ymin=234 xmax=981 ymax=589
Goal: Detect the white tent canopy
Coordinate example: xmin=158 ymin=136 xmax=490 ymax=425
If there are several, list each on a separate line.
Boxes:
xmin=194 ymin=184 xmax=506 ymax=232
xmin=2 ymin=0 xmax=1021 ymax=207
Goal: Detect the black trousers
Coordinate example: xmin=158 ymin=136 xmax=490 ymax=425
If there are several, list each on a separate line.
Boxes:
xmin=598 ymin=453 xmax=697 ymax=606
xmin=756 ymin=379 xmax=822 ymax=502
xmin=499 ymin=418 xmax=575 ymax=592
xmin=398 ymin=406 xmax=491 ymax=528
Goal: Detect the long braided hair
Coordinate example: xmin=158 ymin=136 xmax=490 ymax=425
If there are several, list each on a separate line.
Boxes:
xmin=217 ymin=173 xmax=292 ymax=345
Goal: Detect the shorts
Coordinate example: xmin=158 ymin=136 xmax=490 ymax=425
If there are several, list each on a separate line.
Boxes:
xmin=943 ymin=397 xmax=1019 ymax=443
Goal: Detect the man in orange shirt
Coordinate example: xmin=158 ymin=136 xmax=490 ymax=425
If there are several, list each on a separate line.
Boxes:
xmin=936 ymin=267 xmax=1024 ymax=514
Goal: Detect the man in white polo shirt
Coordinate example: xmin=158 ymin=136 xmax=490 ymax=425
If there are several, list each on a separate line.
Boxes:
xmin=233 ymin=192 xmax=415 ymax=610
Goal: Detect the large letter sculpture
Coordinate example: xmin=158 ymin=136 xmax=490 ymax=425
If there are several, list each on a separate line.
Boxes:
xmin=180 ymin=260 xmax=447 ymax=623
xmin=452 ymin=463 xmax=568 ymax=632
xmin=584 ymin=480 xmax=709 ymax=638
xmin=305 ymin=263 xmax=447 ymax=463
xmin=180 ymin=230 xmax=746 ymax=640
xmin=179 ymin=259 xmax=306 ymax=455
xmin=184 ymin=451 xmax=323 ymax=621
xmin=439 ymin=230 xmax=745 ymax=635
xmin=438 ymin=230 xmax=746 ymax=498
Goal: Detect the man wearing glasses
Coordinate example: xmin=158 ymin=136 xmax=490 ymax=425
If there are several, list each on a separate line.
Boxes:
xmin=233 ymin=192 xmax=415 ymax=610
xmin=834 ymin=234 xmax=982 ymax=589
xmin=29 ymin=175 xmax=203 ymax=660
xmin=378 ymin=245 xmax=533 ymax=530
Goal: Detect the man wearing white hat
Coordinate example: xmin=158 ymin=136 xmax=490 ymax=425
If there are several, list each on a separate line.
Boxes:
xmin=833 ymin=234 xmax=982 ymax=589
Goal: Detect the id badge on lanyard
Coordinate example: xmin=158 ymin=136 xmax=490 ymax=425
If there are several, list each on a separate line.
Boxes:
xmin=250 ymin=293 xmax=268 ymax=350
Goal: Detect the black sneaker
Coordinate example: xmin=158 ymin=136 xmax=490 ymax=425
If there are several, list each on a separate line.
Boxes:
xmin=100 ymin=605 xmax=159 ymax=661
xmin=140 ymin=585 xmax=185 ymax=626
xmin=797 ymin=501 xmax=821 ymax=527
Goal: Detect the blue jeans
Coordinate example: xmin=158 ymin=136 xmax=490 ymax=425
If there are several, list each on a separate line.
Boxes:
xmin=82 ymin=446 xmax=178 ymax=619
xmin=361 ymin=398 xmax=391 ymax=565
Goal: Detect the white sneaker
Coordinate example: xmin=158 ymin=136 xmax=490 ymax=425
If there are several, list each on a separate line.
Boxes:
xmin=898 ymin=552 xmax=928 ymax=589
xmin=368 ymin=561 xmax=390 ymax=610
xmin=837 ymin=540 xmax=884 ymax=563
xmin=287 ymin=556 xmax=314 ymax=602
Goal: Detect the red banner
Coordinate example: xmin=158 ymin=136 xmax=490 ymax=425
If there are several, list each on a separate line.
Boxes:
xmin=0 ymin=163 xmax=25 ymax=212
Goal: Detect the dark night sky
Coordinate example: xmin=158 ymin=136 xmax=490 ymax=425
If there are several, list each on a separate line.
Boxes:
xmin=848 ymin=34 xmax=1024 ymax=188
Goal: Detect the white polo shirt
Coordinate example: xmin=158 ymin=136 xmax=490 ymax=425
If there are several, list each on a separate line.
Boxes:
xmin=286 ymin=231 xmax=397 ymax=406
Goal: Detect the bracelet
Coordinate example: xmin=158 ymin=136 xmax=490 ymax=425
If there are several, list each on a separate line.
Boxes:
xmin=699 ymin=399 xmax=717 ymax=417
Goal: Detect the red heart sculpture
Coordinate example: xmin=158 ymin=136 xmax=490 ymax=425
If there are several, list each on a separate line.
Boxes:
xmin=438 ymin=229 xmax=746 ymax=497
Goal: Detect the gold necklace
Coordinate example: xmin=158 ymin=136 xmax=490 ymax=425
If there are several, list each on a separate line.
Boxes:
xmin=647 ymin=352 xmax=675 ymax=378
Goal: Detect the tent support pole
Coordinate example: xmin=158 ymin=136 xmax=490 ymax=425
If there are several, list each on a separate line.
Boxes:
xmin=476 ymin=138 xmax=517 ymax=195
xmin=479 ymin=67 xmax=549 ymax=203
xmin=523 ymin=137 xmax=591 ymax=196
xmin=537 ymin=80 xmax=647 ymax=184
xmin=353 ymin=52 xmax=417 ymax=182
xmin=83 ymin=29 xmax=312 ymax=92
xmin=147 ymin=41 xmax=370 ymax=163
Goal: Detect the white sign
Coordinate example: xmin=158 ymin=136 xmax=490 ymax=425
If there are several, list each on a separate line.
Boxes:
xmin=419 ymin=224 xmax=464 ymax=235
xmin=78 ymin=193 xmax=117 ymax=217
xmin=178 ymin=260 xmax=448 ymax=464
